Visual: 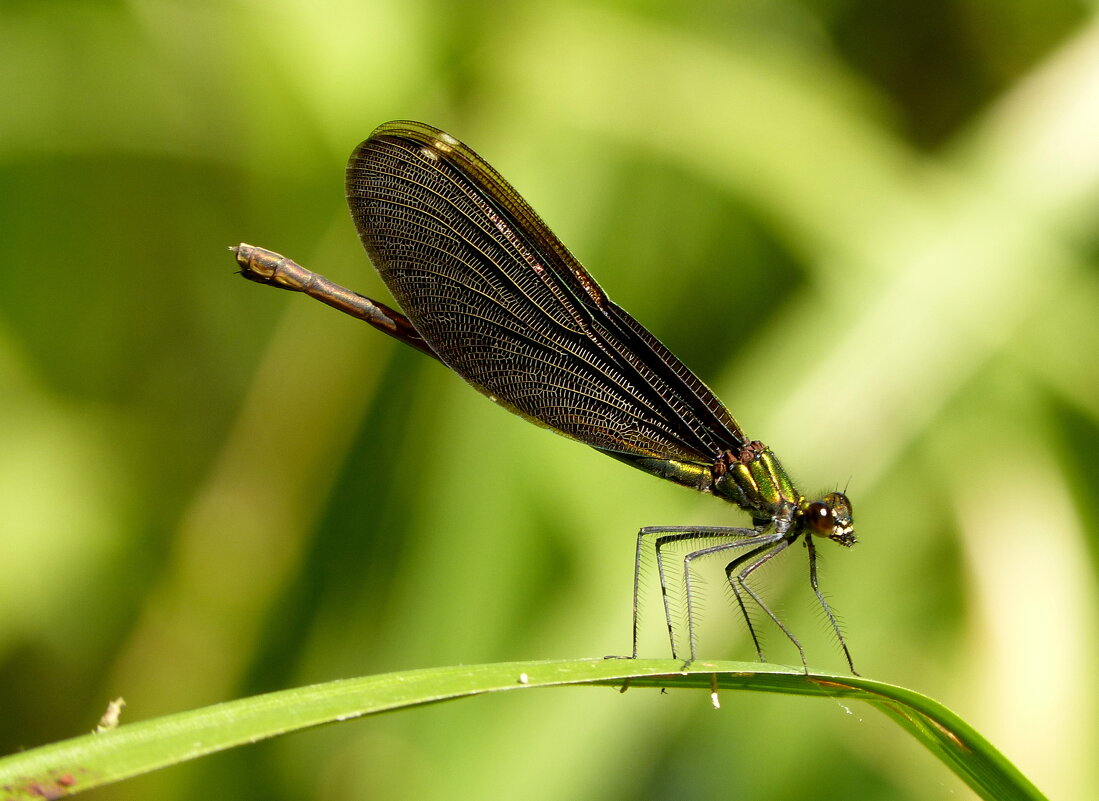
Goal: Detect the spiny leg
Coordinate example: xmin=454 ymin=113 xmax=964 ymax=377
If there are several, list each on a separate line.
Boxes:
xmin=652 ymin=528 xmax=747 ymax=659
xmin=608 ymin=527 xmax=678 ymax=661
xmin=721 ymin=541 xmax=781 ymax=662
xmin=632 ymin=526 xmax=768 ymax=660
xmin=628 ymin=528 xmax=647 ymax=659
xmin=806 ymin=535 xmax=858 ymax=675
xmin=679 ymin=533 xmax=786 ymax=664
xmin=729 ymin=587 xmax=759 ymax=660
xmin=618 ymin=528 xmax=701 ymax=660
xmin=634 ymin=528 xmax=692 ymax=659
xmin=652 ymin=530 xmax=681 ymax=659
xmin=728 ymin=538 xmax=807 ymax=671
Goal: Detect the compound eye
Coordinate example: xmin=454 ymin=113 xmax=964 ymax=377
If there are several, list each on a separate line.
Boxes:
xmin=805 ymin=501 xmax=834 ymax=535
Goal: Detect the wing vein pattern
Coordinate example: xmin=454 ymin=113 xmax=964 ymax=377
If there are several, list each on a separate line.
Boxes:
xmin=345 ymin=122 xmax=747 ymax=464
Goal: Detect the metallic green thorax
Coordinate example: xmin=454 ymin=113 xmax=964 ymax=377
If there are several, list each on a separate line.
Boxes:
xmin=598 ymin=440 xmax=853 ymax=543
xmin=597 ymin=441 xmax=795 ymax=519
xmin=711 ymin=443 xmax=800 ymax=526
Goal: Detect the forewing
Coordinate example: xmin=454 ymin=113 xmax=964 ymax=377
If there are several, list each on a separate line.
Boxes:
xmin=345 ymin=121 xmax=747 ymax=463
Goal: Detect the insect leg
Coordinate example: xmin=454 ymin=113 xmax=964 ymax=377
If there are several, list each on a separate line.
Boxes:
xmin=677 ymin=531 xmax=785 ymax=664
xmin=806 ymin=535 xmax=858 ymax=675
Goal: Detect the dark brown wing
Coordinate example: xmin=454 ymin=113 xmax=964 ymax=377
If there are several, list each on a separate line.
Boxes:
xmin=345 ymin=120 xmax=747 ymax=464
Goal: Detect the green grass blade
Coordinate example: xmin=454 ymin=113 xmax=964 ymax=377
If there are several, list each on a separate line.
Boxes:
xmin=0 ymin=659 xmax=1046 ymax=801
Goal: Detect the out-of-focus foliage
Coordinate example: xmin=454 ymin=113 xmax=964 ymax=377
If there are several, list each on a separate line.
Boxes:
xmin=0 ymin=1 xmax=1095 ymax=799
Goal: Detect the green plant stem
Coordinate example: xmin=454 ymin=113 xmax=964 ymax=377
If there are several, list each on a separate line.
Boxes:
xmin=0 ymin=659 xmax=1046 ymax=801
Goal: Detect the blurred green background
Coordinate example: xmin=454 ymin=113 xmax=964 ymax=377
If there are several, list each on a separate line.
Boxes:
xmin=2 ymin=0 xmax=1097 ymax=798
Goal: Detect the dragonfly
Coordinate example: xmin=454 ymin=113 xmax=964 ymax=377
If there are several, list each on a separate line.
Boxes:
xmin=234 ymin=120 xmax=857 ymax=674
